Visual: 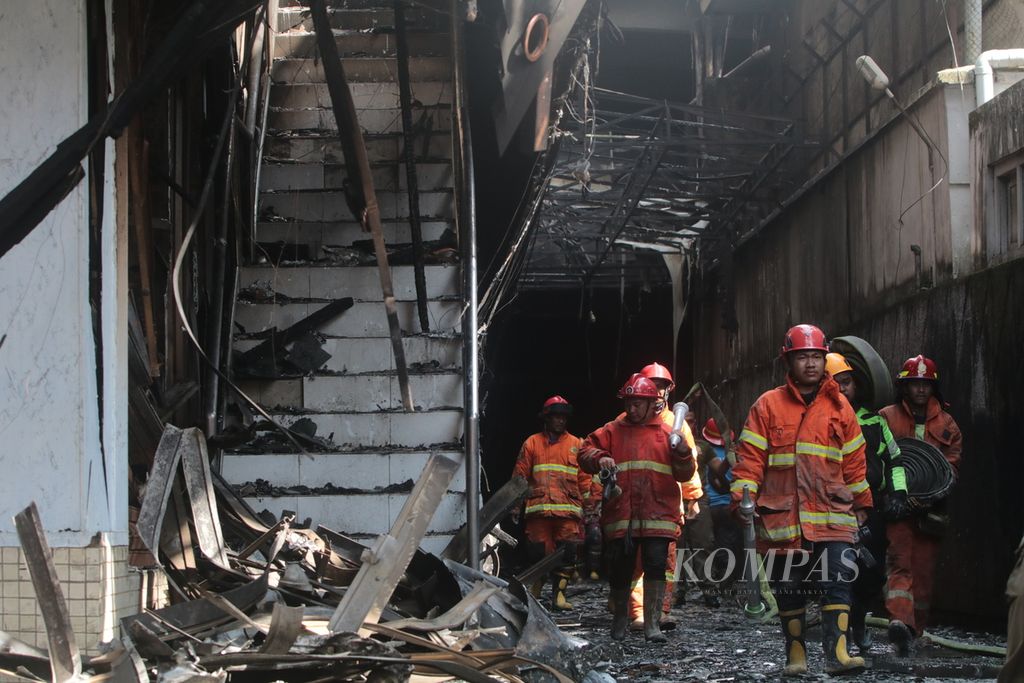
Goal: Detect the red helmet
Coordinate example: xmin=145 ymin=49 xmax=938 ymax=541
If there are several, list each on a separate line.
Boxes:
xmin=897 ymin=355 xmax=938 ymax=381
xmin=781 ymin=324 xmax=829 ymax=356
xmin=640 ymin=362 xmax=674 ymax=389
xmin=617 ymin=374 xmax=660 ymax=400
xmin=701 ymin=418 xmax=734 ymax=446
xmin=541 ymin=395 xmax=573 ymax=415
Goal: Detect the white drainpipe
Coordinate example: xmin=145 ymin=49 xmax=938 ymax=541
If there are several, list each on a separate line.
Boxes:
xmin=975 ymin=50 xmax=1024 ymax=107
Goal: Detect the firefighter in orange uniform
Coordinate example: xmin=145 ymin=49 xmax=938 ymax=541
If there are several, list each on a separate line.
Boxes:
xmin=512 ymin=395 xmax=591 ymax=610
xmin=730 ymin=324 xmax=872 ymax=675
xmin=579 ymin=374 xmax=696 ymax=643
xmin=880 ymin=355 xmax=963 ymax=655
xmin=625 ymin=363 xmax=702 ymax=630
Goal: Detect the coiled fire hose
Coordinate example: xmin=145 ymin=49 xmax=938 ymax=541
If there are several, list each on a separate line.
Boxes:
xmin=896 ymin=437 xmax=955 ymax=505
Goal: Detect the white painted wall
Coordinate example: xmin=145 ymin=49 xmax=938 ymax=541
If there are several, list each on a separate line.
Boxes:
xmin=0 ymin=2 xmax=126 ymax=546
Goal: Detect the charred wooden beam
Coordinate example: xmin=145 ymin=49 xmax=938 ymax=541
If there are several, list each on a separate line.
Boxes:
xmin=309 ymin=0 xmax=415 ymax=411
xmin=394 ymin=0 xmax=431 ymax=334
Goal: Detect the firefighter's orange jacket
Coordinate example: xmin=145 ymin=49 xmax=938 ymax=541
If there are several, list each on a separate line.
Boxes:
xmin=730 ymin=375 xmax=872 ymax=551
xmin=615 ymin=407 xmax=703 ymax=503
xmin=578 ymin=413 xmax=695 ymax=540
xmin=879 ymin=397 xmax=962 ymax=479
xmin=513 ymin=431 xmax=590 ymax=520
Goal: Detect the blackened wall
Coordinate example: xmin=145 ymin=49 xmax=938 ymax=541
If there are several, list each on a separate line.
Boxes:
xmin=480 ymin=286 xmax=674 ymax=564
xmin=685 ymin=83 xmax=1024 ymax=629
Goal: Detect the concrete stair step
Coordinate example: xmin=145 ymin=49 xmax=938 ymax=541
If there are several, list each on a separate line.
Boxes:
xmin=260 ymin=161 xmax=452 ymax=193
xmin=277 ymin=6 xmax=448 ymax=33
xmin=255 ymin=219 xmax=452 ymax=247
xmin=236 ymin=372 xmax=464 ymax=411
xmin=264 ymin=131 xmax=452 ymax=165
xmin=270 ymin=409 xmax=463 ymax=448
xmin=234 ymin=300 xmax=462 ymax=339
xmin=241 ymin=491 xmax=466 ymax=540
xmin=273 ymin=30 xmax=449 ymax=59
xmin=233 ymin=335 xmax=461 ymax=374
xmin=259 ymin=189 xmax=453 ymax=221
xmin=223 ymin=449 xmax=465 ymax=492
xmin=268 ymin=104 xmax=451 ymax=136
xmin=239 ymin=263 xmax=458 ymax=300
xmin=270 ymin=81 xmax=451 ymax=109
xmin=278 ymin=0 xmax=450 ymax=9
xmin=272 ymin=57 xmax=450 ymax=84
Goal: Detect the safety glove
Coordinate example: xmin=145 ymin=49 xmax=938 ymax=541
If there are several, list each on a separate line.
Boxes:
xmin=884 ymin=490 xmax=913 ymax=521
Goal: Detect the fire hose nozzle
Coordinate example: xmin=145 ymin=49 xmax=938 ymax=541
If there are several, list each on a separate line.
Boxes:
xmin=668 ymin=402 xmax=690 ymax=450
xmin=600 ymin=466 xmax=622 ymax=502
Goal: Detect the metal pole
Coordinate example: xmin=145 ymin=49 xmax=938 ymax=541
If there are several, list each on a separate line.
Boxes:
xmin=964 ymin=0 xmax=982 ymax=65
xmin=452 ymin=0 xmax=480 ymax=570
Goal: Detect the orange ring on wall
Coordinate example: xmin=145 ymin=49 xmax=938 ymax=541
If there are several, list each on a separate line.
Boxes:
xmin=523 ymin=13 xmax=549 ymax=63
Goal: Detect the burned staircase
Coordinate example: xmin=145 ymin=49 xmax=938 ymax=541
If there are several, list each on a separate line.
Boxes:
xmin=227 ymin=0 xmax=466 ymax=555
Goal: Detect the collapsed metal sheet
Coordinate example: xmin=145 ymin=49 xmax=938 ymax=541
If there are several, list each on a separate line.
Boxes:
xmin=179 ymin=428 xmax=230 ymax=568
xmin=137 ymin=425 xmax=186 ymax=555
xmin=13 ymin=503 xmax=80 ymax=683
xmin=328 ymin=454 xmax=460 ymax=634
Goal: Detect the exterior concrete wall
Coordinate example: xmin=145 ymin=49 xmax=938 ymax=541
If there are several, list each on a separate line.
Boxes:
xmin=0 ymin=542 xmax=139 ymax=657
xmin=0 ymin=1 xmax=136 ymax=655
xmin=687 ymin=80 xmax=1024 ymax=626
xmin=0 ymin=2 xmax=128 ymax=548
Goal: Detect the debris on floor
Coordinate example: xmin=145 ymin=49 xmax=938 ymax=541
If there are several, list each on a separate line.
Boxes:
xmin=1 ymin=424 xmax=593 ymax=683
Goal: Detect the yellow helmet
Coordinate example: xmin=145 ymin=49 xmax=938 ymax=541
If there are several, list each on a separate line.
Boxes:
xmin=825 ymin=352 xmax=853 ymax=377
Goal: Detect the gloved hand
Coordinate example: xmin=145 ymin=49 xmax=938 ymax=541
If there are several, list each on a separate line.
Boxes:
xmin=885 ymin=490 xmax=912 ymax=520
xmin=684 ymin=500 xmax=701 ymax=519
xmin=598 ymin=456 xmax=616 ymax=471
xmin=731 ymin=503 xmax=754 ymax=527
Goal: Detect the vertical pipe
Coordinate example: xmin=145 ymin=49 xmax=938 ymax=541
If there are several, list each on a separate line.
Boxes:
xmin=964 ymin=0 xmax=982 ymax=65
xmin=206 ymin=77 xmax=237 ymax=438
xmin=452 ymin=0 xmax=480 ymax=570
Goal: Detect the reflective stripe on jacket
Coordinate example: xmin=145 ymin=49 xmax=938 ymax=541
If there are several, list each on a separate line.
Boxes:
xmin=513 ymin=432 xmax=589 ymax=519
xmin=616 ymin=407 xmax=704 ymax=514
xmin=578 ymin=414 xmax=690 ymax=540
xmin=879 ymin=397 xmax=962 ymax=480
xmin=730 ymin=375 xmax=873 ymax=551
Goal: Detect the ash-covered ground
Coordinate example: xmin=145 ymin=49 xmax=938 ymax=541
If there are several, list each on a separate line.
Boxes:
xmin=544 ymin=579 xmax=1006 ymax=681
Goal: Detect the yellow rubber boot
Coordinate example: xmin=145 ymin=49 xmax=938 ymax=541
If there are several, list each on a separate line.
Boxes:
xmin=822 ymin=604 xmax=866 ymax=675
xmin=780 ymin=608 xmax=808 ymax=676
xmin=552 ymin=574 xmax=574 ymax=610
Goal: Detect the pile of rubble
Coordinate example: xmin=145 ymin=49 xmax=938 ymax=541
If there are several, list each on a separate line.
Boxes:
xmin=1 ymin=425 xmax=595 ymax=682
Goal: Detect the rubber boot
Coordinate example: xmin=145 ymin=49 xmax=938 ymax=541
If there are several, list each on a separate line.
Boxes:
xmin=822 ymin=604 xmax=866 ymax=675
xmin=551 ymin=573 xmax=573 ymax=610
xmin=849 ymin=606 xmax=872 ymax=652
xmin=643 ymin=580 xmax=667 ymax=643
xmin=610 ymin=589 xmax=630 ymax=641
xmin=779 ymin=608 xmax=808 ymax=677
xmin=888 ymin=619 xmax=912 ymax=657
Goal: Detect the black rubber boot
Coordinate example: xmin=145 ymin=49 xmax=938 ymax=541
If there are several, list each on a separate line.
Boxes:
xmin=643 ymin=580 xmax=667 ymax=643
xmin=779 ymin=608 xmax=808 ymax=677
xmin=610 ymin=589 xmax=630 ymax=640
xmin=888 ymin=619 xmax=912 ymax=657
xmin=850 ymin=606 xmax=872 ymax=652
xmin=822 ymin=604 xmax=866 ymax=675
